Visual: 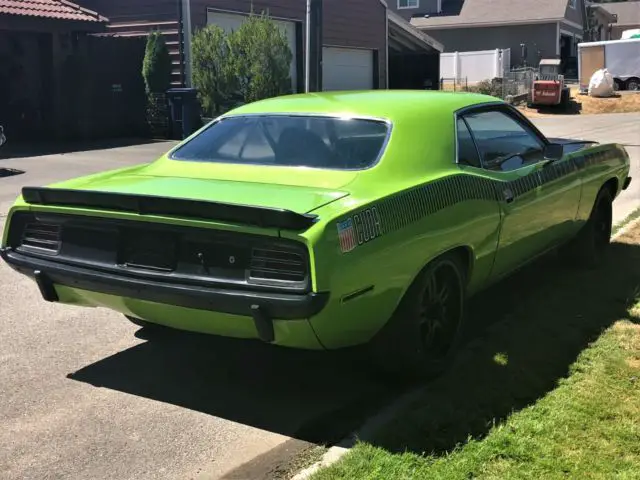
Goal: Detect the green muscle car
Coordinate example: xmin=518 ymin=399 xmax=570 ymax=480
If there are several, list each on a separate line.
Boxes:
xmin=0 ymin=91 xmax=632 ymax=378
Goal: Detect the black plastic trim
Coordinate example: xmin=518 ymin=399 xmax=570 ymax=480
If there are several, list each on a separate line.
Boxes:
xmin=21 ymin=187 xmax=318 ymax=231
xmin=1 ymin=248 xmax=328 ymax=320
xmin=623 ymin=176 xmax=632 ymax=190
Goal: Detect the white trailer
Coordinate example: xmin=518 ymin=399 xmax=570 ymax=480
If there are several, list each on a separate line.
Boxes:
xmin=577 ymin=38 xmax=640 ymax=92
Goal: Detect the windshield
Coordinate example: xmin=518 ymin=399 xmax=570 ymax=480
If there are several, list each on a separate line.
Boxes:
xmin=170 ymin=115 xmax=390 ymax=170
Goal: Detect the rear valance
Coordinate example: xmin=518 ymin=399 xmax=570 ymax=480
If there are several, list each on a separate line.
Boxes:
xmin=21 ymin=187 xmax=318 ymax=231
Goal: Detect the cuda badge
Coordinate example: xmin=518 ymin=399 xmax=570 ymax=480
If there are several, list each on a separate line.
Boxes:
xmin=337 ymin=207 xmax=384 ymax=253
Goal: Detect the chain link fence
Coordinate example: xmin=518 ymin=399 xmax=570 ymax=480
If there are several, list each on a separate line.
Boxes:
xmin=438 ymin=68 xmax=537 ymax=106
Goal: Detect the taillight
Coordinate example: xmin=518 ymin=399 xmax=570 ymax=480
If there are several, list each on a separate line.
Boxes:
xmin=20 ymin=223 xmax=61 ymax=255
xmin=249 ymin=246 xmax=307 ymax=285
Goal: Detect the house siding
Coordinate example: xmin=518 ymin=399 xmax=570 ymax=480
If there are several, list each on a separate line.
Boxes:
xmin=563 ymin=0 xmax=585 ymax=28
xmin=391 ymin=0 xmax=439 ymax=20
xmin=76 ymin=0 xmax=178 ymax=23
xmin=428 ymin=23 xmax=558 ymax=66
xmin=191 ymin=0 xmax=388 ymax=88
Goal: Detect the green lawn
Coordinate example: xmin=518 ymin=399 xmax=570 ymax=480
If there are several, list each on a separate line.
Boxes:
xmin=311 ymin=226 xmax=640 ymax=480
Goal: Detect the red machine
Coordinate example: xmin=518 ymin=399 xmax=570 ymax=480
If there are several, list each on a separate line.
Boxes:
xmin=529 ymin=59 xmax=570 ymax=108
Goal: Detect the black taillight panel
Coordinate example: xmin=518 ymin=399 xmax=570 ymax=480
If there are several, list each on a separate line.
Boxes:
xmin=249 ymin=246 xmax=308 ymax=288
xmin=20 ymin=222 xmax=62 ymax=255
xmin=6 ymin=212 xmax=310 ymax=293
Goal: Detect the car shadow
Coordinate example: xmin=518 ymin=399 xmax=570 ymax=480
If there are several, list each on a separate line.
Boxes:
xmin=68 ymin=236 xmax=640 ymax=452
xmin=68 ymin=324 xmax=401 ymax=446
xmin=366 ymin=237 xmax=640 ymax=456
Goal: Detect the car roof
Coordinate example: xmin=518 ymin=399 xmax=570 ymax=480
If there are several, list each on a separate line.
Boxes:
xmin=225 ymin=90 xmax=501 ymax=123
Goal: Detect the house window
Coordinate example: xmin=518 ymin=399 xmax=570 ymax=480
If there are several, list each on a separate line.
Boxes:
xmin=569 ymin=0 xmax=576 ymax=9
xmin=398 ymin=0 xmax=419 ymax=9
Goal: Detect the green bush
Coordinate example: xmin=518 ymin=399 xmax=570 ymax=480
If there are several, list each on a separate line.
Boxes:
xmin=228 ymin=13 xmax=293 ymax=104
xmin=142 ymin=31 xmax=172 ymax=95
xmin=191 ymin=12 xmax=293 ymax=116
xmin=465 ymin=78 xmax=504 ymax=98
xmin=191 ymin=25 xmax=237 ymax=116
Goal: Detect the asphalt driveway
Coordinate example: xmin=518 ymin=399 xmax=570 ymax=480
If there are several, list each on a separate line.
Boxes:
xmin=0 ymin=113 xmax=638 ymax=480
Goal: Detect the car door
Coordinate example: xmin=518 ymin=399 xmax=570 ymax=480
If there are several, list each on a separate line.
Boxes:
xmin=458 ymin=105 xmax=581 ymax=280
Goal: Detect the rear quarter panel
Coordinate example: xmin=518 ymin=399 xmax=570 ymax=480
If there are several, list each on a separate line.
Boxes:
xmin=573 ymin=143 xmax=630 ymax=221
xmin=285 ymin=170 xmax=503 ymax=349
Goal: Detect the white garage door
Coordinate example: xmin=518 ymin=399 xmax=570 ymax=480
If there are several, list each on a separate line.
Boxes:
xmin=206 ymin=10 xmax=298 ymax=92
xmin=322 ymin=47 xmax=374 ymax=91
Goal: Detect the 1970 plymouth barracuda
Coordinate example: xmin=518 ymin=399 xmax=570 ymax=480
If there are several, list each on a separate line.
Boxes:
xmin=0 ymin=91 xmax=632 ymax=377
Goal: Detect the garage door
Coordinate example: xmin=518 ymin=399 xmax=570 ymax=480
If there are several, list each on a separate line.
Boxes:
xmin=322 ymin=47 xmax=374 ymax=91
xmin=206 ymin=10 xmax=298 ymax=92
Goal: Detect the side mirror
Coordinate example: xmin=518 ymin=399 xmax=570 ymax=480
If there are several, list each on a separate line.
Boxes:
xmin=543 ymin=143 xmax=564 ymax=161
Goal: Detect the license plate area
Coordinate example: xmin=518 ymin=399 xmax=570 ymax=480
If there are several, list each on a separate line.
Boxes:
xmin=118 ymin=228 xmax=177 ymax=272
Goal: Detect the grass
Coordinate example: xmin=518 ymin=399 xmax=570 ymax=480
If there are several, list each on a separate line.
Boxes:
xmin=520 ymin=87 xmax=640 ymax=117
xmin=308 ymin=224 xmax=640 ymax=480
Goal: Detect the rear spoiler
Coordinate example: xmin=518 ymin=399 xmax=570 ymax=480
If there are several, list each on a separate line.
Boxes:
xmin=21 ymin=187 xmax=318 ymax=231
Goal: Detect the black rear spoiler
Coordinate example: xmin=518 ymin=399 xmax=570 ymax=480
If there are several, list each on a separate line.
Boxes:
xmin=21 ymin=187 xmax=318 ymax=231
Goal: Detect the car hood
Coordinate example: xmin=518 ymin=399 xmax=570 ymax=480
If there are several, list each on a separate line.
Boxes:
xmin=45 ymin=169 xmax=350 ymax=215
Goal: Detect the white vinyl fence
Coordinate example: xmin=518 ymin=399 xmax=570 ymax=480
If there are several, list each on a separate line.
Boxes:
xmin=440 ymin=48 xmax=511 ymax=83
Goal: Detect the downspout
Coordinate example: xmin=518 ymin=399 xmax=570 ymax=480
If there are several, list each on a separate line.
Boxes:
xmin=182 ymin=0 xmax=193 ymax=87
xmin=385 ymin=4 xmax=389 ymax=88
xmin=556 ymin=21 xmax=561 ymax=57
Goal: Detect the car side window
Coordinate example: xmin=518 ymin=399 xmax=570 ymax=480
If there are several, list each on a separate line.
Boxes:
xmin=462 ymin=110 xmax=545 ymax=172
xmin=456 ymin=117 xmax=482 ymax=168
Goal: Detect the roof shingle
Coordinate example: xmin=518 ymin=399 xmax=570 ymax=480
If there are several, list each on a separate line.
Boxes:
xmin=410 ymin=0 xmax=573 ymax=29
xmin=0 ymin=0 xmax=107 ymax=23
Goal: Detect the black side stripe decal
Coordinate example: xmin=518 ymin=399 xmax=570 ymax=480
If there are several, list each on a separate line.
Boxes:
xmin=336 ymin=148 xmax=619 ymax=253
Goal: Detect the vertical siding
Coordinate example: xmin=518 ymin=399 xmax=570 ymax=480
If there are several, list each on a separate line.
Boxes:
xmin=75 ymin=0 xmax=179 ymax=23
xmin=191 ymin=0 xmax=388 ymax=88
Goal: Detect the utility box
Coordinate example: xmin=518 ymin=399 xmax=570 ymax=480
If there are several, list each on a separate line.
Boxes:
xmin=166 ymin=88 xmax=202 ymax=140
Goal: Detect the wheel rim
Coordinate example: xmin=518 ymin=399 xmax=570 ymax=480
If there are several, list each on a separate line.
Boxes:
xmin=418 ymin=263 xmax=462 ymax=362
xmin=593 ymin=200 xmax=611 ymax=252
xmin=628 ymin=81 xmax=639 ymax=91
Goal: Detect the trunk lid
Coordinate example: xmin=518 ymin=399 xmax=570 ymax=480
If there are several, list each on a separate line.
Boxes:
xmin=44 ymin=172 xmax=349 ymax=216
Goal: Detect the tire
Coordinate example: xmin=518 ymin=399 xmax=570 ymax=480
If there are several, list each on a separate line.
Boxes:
xmin=369 ymin=253 xmax=467 ymax=381
xmin=625 ymin=78 xmax=640 ymax=91
xmin=561 ymin=187 xmax=613 ymax=268
xmin=560 ymin=88 xmax=570 ymax=107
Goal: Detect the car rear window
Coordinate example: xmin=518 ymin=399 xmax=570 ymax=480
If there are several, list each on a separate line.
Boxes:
xmin=169 ymin=115 xmax=390 ymax=170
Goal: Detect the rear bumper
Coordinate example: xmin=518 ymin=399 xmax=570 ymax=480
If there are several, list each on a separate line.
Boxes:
xmin=0 ymin=247 xmax=329 ymax=343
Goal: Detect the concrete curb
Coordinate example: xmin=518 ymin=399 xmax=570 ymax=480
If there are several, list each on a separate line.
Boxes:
xmin=290 ymin=387 xmax=427 ymax=480
xmin=291 ymin=208 xmax=640 ymax=480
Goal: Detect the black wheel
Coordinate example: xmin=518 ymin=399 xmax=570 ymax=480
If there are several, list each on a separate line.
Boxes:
xmin=560 ymin=88 xmax=570 ymax=107
xmin=561 ymin=187 xmax=613 ymax=268
xmin=369 ymin=253 xmax=466 ymax=380
xmin=625 ymin=78 xmax=640 ymax=91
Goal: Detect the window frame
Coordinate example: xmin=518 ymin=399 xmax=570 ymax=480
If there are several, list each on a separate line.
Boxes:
xmin=454 ymin=102 xmax=551 ymax=172
xmin=397 ymin=0 xmax=419 ymax=10
xmin=167 ymin=112 xmax=394 ymax=172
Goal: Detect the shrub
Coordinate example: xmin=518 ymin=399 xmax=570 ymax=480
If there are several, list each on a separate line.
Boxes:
xmin=142 ymin=31 xmax=172 ymax=95
xmin=465 ymin=78 xmax=504 ymax=98
xmin=191 ymin=25 xmax=237 ymax=116
xmin=227 ymin=13 xmax=293 ymax=104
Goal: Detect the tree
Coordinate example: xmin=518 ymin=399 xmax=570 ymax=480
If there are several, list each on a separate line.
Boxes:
xmin=142 ymin=31 xmax=172 ymax=95
xmin=191 ymin=25 xmax=236 ymax=116
xmin=227 ymin=13 xmax=293 ymax=104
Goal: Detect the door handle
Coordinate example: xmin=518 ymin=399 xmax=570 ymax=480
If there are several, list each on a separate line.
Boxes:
xmin=503 ymin=188 xmax=514 ymax=203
